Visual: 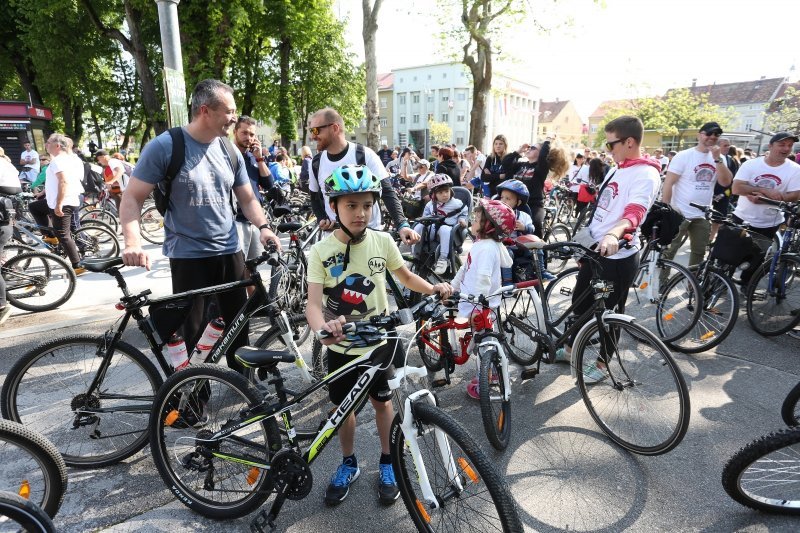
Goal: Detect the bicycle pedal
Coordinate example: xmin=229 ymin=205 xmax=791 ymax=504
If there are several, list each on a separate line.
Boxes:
xmin=520 ymin=368 xmax=538 ymax=381
xmin=431 ymin=378 xmax=450 ymax=388
xmin=250 ymin=508 xmax=277 ymax=533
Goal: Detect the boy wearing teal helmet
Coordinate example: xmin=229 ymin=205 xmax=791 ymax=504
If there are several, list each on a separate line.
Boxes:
xmin=306 ymin=164 xmax=452 ymax=506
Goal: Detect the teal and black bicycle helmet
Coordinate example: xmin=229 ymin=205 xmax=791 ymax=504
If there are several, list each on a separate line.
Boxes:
xmin=324 ymin=165 xmax=381 ymax=199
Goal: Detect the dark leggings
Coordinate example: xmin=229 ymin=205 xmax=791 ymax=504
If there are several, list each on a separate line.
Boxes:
xmin=528 ymin=202 xmax=545 ymax=238
xmin=169 ymin=252 xmax=249 ymax=373
xmin=30 ymin=200 xmax=81 ymax=266
xmin=731 ymin=215 xmax=780 ymax=285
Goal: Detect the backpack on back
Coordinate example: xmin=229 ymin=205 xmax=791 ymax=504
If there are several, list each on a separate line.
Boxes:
xmin=310 ymin=143 xmax=366 ymax=185
xmin=81 ymin=162 xmax=105 ymax=195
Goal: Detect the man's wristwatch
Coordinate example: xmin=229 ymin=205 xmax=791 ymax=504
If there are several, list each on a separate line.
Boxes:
xmin=258 ymin=223 xmax=271 ymax=231
xmin=714 ymin=159 xmax=722 ymax=163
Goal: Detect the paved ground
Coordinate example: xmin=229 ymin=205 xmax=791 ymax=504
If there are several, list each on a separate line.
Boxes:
xmin=2 ymin=241 xmax=800 ymax=532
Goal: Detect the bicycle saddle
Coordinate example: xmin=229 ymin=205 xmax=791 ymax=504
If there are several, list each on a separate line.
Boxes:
xmin=272 ymin=205 xmax=293 ymax=217
xmin=234 ymin=346 xmax=296 ymax=369
xmin=82 ymin=257 xmax=124 ymax=272
xmin=277 ymin=221 xmax=303 ymax=233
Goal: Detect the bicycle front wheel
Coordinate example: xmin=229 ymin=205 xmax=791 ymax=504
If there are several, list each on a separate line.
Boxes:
xmin=574 ymin=317 xmax=690 ymax=455
xmin=2 ymin=251 xmax=76 ymax=312
xmin=267 ymin=248 xmax=310 ymax=345
xmin=0 ymin=335 xmax=162 ymax=467
xmin=0 ymin=419 xmax=67 ymax=518
xmin=139 ymin=204 xmax=165 ymax=245
xmin=390 ymin=401 xmax=523 ymax=532
xmin=543 ymin=266 xmax=580 ymax=338
xmin=74 ymin=224 xmax=120 ymax=259
xmin=479 ymin=347 xmax=511 ymax=450
xmin=544 ymin=223 xmax=571 ymax=275
xmin=722 ymin=428 xmax=800 ymax=515
xmin=0 ymin=491 xmax=56 ymax=533
xmin=746 ymin=256 xmax=800 ymax=337
xmin=150 ymin=364 xmax=281 ymax=519
xmin=498 ymin=287 xmax=544 ymax=366
xmin=781 ymin=381 xmax=800 ymax=427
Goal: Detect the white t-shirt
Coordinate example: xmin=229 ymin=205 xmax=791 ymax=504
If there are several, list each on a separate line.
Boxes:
xmin=309 ymin=142 xmax=388 ymax=227
xmin=45 ymin=152 xmax=85 ymax=209
xmin=457 ymin=239 xmax=506 ymax=316
xmin=567 ymin=164 xmax=585 ymax=192
xmin=667 ymin=147 xmax=719 ymax=219
xmin=0 ymin=158 xmax=22 ymax=188
xmin=733 ymin=157 xmax=800 ymax=228
xmin=657 ymin=155 xmax=669 ymax=173
xmin=589 ymin=163 xmax=660 ymax=259
xmin=20 ymin=149 xmax=40 ymax=171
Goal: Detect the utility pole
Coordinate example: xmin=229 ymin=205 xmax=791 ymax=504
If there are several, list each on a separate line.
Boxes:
xmin=155 ymin=0 xmax=188 ymax=128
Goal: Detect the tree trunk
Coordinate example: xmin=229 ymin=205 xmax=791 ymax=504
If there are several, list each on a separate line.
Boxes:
xmin=9 ymin=56 xmax=44 ymax=106
xmin=124 ymin=2 xmax=167 ymax=134
xmin=60 ymin=92 xmax=75 ymax=139
xmin=277 ymin=36 xmax=295 ymax=147
xmin=362 ymin=0 xmax=383 ymax=152
xmin=91 ymin=113 xmax=103 ymax=148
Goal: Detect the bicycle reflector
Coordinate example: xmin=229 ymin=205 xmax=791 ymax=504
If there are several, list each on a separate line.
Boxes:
xmin=415 ymin=500 xmax=432 ymax=523
xmin=246 ymin=467 xmax=259 ymax=486
xmin=18 ymin=479 xmax=30 ymax=499
xmin=458 ymin=457 xmax=479 ymax=483
xmin=164 ymin=410 xmax=180 ymax=426
xmin=115 ymin=303 xmax=125 ymax=310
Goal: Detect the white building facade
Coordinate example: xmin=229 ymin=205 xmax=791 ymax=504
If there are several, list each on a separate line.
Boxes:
xmin=391 ymin=62 xmax=539 ymax=153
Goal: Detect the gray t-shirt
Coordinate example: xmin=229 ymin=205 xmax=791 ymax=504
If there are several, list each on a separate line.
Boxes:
xmin=134 ymin=128 xmax=249 ymax=258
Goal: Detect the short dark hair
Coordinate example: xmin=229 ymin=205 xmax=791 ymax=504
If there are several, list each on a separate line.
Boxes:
xmin=235 ymin=115 xmax=257 ymax=130
xmin=604 ymin=115 xmax=644 ymax=144
xmin=275 ymin=154 xmax=285 ymax=163
xmin=191 ymin=79 xmax=234 ymax=118
xmin=431 ymin=145 xmax=440 ymax=152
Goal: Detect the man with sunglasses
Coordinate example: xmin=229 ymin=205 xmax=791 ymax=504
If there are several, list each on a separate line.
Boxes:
xmin=661 ymin=121 xmax=733 ymax=267
xmin=307 ymin=107 xmax=419 ymax=244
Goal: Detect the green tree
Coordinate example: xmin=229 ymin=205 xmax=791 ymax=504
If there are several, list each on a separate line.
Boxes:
xmin=428 ymin=120 xmax=452 ymax=145
xmin=765 ymin=86 xmax=800 ymax=134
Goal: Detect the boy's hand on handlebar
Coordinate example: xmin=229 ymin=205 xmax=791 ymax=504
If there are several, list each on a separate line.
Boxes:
xmin=319 ymin=315 xmax=347 ymax=345
xmin=431 ymin=283 xmax=453 ymax=299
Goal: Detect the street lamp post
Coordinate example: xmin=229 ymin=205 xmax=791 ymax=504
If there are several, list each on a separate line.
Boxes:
xmin=155 ymin=0 xmax=183 ymax=73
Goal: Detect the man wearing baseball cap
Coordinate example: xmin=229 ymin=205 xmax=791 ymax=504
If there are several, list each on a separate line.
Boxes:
xmin=661 ymin=121 xmax=733 ymax=267
xmin=730 ymin=131 xmax=800 ymax=284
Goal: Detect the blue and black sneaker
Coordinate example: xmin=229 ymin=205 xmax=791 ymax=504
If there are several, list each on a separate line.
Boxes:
xmin=325 ymin=459 xmax=360 ymax=506
xmin=378 ymin=463 xmax=400 ymax=505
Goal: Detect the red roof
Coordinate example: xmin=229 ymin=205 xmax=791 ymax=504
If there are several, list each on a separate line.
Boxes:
xmin=672 ymin=77 xmax=785 ymax=106
xmin=538 ymin=100 xmax=569 ymax=123
xmin=377 ymin=72 xmax=394 ymax=90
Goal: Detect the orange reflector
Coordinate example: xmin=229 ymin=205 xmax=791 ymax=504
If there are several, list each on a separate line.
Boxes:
xmin=115 ymin=303 xmax=125 ymax=310
xmin=700 ymin=331 xmax=716 ymax=340
xmin=639 ymin=282 xmax=649 ymax=289
xmin=458 ymin=457 xmax=479 ymax=483
xmin=246 ymin=467 xmax=260 ymax=485
xmin=663 ymin=313 xmax=674 ymax=321
xmin=18 ymin=480 xmax=30 ymax=499
xmin=164 ymin=410 xmax=180 ymax=426
xmin=497 ymin=411 xmax=505 ymax=431
xmin=416 ymin=499 xmax=431 ymax=523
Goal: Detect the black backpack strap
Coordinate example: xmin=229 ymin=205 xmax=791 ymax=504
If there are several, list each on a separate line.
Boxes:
xmin=220 ymin=137 xmax=240 ymax=215
xmin=311 ymin=152 xmax=321 ymax=184
xmin=166 ymin=127 xmax=185 ymax=185
xmin=355 ymin=143 xmax=366 ymax=166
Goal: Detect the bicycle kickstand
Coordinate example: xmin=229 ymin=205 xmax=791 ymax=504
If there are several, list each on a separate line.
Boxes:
xmin=250 ymin=475 xmax=294 ymax=533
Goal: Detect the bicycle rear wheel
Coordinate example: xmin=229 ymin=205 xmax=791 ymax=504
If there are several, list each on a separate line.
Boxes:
xmin=0 ymin=243 xmax=36 ymax=264
xmin=0 ymin=419 xmax=67 ymax=518
xmin=390 ymin=401 xmax=523 ymax=532
xmin=479 ymin=347 xmax=511 ymax=450
xmin=1 ymin=335 xmax=162 ymax=467
xmin=498 ymin=287 xmax=544 ymax=366
xmin=79 ymin=209 xmax=119 ymax=234
xmin=74 ymin=224 xmax=120 ymax=259
xmin=543 ymin=267 xmax=579 ymax=338
xmin=139 ymin=204 xmax=165 ymax=245
xmin=668 ymin=267 xmax=738 ymax=354
xmin=2 ymin=251 xmax=76 ymax=312
xmin=746 ymin=256 xmax=800 ymax=337
xmin=574 ymin=317 xmax=690 ymax=455
xmin=781 ymin=381 xmax=800 ymax=427
xmin=150 ymin=364 xmax=281 ymax=519
xmin=544 ymin=223 xmax=571 ymax=275
xmin=0 ymin=491 xmax=56 ymax=533
xmin=722 ymin=427 xmax=800 ymax=515
xmin=267 ymin=248 xmax=310 ymax=345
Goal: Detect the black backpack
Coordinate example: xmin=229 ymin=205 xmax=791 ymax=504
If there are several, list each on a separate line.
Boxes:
xmin=154 ymin=127 xmax=240 ymax=216
xmin=640 ymin=201 xmax=685 ymax=246
xmin=311 ymin=143 xmax=366 ymax=185
xmin=81 ymin=163 xmax=105 ymax=195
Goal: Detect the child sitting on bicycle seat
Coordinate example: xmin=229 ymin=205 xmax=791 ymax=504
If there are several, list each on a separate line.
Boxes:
xmin=449 ymin=198 xmax=515 ymax=400
xmin=306 ymin=164 xmax=452 ymax=507
xmin=412 ymin=174 xmax=468 ymax=275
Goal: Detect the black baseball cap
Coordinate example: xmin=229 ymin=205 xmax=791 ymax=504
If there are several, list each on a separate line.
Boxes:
xmin=699 ymin=122 xmax=723 ymax=135
xmin=769 ymin=132 xmax=799 ymax=144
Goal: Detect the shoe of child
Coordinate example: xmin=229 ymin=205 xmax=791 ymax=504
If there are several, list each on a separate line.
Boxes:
xmin=466 ymin=381 xmax=480 ymax=400
xmin=42 ymin=236 xmax=60 ymax=245
xmin=325 ymin=459 xmax=360 ymax=505
xmin=377 ymin=463 xmax=400 ymax=504
xmin=553 ymin=347 xmax=570 ymax=364
xmin=541 ymin=271 xmax=556 ymax=282
xmin=582 ymin=361 xmax=608 ymax=384
xmin=433 ymin=258 xmax=448 ymax=275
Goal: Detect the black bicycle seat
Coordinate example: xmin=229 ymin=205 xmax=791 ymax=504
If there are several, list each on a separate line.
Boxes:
xmin=277 ymin=221 xmax=303 ymax=233
xmin=272 ymin=205 xmax=292 ymax=217
xmin=82 ymin=257 xmax=124 ymax=272
xmin=234 ymin=346 xmax=296 ymax=369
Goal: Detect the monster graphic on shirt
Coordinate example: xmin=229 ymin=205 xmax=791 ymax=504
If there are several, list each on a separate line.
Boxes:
xmin=323 ymin=274 xmax=376 ymax=316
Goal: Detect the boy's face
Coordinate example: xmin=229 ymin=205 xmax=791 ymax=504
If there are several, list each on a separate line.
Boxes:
xmin=499 ymin=190 xmax=519 ymax=209
xmin=330 ymin=192 xmax=374 ymax=231
xmin=434 ymin=188 xmax=451 ymax=203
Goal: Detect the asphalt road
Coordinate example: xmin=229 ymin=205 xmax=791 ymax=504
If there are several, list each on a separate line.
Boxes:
xmin=1 ymin=242 xmax=800 ymax=532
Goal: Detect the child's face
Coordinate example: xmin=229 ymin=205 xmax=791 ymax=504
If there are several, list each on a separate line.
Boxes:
xmin=434 ymin=187 xmax=452 ymax=203
xmin=471 ymin=209 xmax=483 ymax=235
xmin=329 ymin=192 xmax=374 ymax=232
xmin=499 ymin=190 xmax=520 ymax=209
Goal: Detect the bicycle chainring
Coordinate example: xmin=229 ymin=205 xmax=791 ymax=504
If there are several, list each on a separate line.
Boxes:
xmin=270 ymin=449 xmax=313 ymax=500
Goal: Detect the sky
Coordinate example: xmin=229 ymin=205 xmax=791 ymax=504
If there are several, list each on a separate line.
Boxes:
xmin=334 ymin=0 xmax=798 ymax=121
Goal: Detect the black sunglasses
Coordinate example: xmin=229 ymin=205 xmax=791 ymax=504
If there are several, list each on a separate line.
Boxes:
xmin=702 ymin=131 xmax=722 ymax=137
xmin=309 ymin=123 xmax=333 ymax=136
xmin=605 ymin=138 xmax=628 ymax=150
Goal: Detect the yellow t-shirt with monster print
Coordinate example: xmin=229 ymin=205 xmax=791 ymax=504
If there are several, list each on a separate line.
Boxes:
xmin=307 ymin=229 xmax=405 ymax=355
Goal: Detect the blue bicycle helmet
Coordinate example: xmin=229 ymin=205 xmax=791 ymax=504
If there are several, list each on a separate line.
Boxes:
xmin=324 ymin=165 xmax=381 ymax=198
xmin=496 ymin=179 xmax=530 ymax=202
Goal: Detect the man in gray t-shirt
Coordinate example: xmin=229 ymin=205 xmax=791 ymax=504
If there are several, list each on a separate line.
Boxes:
xmin=120 ymin=79 xmax=280 ymax=371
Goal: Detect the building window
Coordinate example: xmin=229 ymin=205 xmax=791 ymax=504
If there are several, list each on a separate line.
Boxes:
xmin=413 ymin=76 xmax=417 ymax=82
xmin=744 ymin=119 xmax=753 ymax=131
xmin=427 ymin=74 xmax=431 ymax=80
xmin=427 ymin=113 xmax=434 ymax=121
xmin=456 ymin=135 xmax=465 ymax=145
xmin=413 ymin=114 xmax=420 ymax=124
xmin=399 ymin=94 xmax=406 ymax=105
xmin=457 ymin=91 xmax=466 ymax=101
xmin=350 ymin=136 xmax=357 ymax=141
xmin=427 ymin=93 xmax=433 ymax=103
xmin=399 ymin=77 xmax=403 ymax=83
xmin=412 ymin=92 xmax=420 ymax=104
xmin=441 ymin=90 xmax=450 ymax=102
xmin=591 ymin=124 xmax=597 ymax=133
xmin=443 ymin=72 xmax=447 ymax=78
xmin=379 ymin=97 xmax=387 ymax=109
xmin=441 ymin=113 xmax=449 ymax=122
xmin=456 ymin=112 xmax=465 ymax=122
xmin=379 ymin=118 xmax=387 ymax=127
xmin=399 ymin=115 xmax=406 ymax=125
xmin=381 ymin=136 xmax=388 ymax=146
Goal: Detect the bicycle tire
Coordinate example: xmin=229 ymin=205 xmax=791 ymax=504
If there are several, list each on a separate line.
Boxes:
xmin=390 ymin=401 xmax=523 ymax=532
xmin=0 ymin=419 xmax=67 ymax=518
xmin=267 ymin=248 xmax=310 ymax=345
xmin=79 ymin=209 xmax=119 ymax=234
xmin=781 ymin=381 xmax=800 ymax=427
xmin=0 ymin=491 xmax=56 ymax=533
xmin=149 ymin=364 xmax=281 ymax=519
xmin=74 ymin=224 xmax=120 ymax=259
xmin=498 ymin=288 xmax=544 ymax=366
xmin=139 ymin=204 xmax=165 ymax=245
xmin=625 ymin=258 xmax=702 ymax=343
xmin=544 ymin=223 xmax=571 ymax=275
xmin=1 ymin=243 xmax=36 ymax=265
xmin=746 ymin=256 xmax=800 ymax=337
xmin=543 ymin=266 xmax=580 ymax=338
xmin=668 ymin=267 xmax=738 ymax=354
xmin=722 ymin=427 xmax=800 ymax=515
xmin=1 ymin=335 xmax=162 ymax=467
xmin=3 ymin=251 xmax=76 ymax=312
xmin=574 ymin=317 xmax=690 ymax=455
xmin=478 ymin=346 xmax=511 ymax=450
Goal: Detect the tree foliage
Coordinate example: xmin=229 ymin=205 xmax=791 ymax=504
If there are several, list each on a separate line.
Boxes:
xmin=428 ymin=120 xmax=453 ymax=145
xmin=765 ymin=86 xmax=800 ymax=134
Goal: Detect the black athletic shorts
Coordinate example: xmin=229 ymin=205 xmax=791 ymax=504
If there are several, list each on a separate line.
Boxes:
xmin=326 ymin=340 xmax=400 ymax=405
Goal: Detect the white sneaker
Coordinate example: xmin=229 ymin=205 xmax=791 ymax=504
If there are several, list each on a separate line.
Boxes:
xmin=433 ymin=258 xmax=448 ymax=275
